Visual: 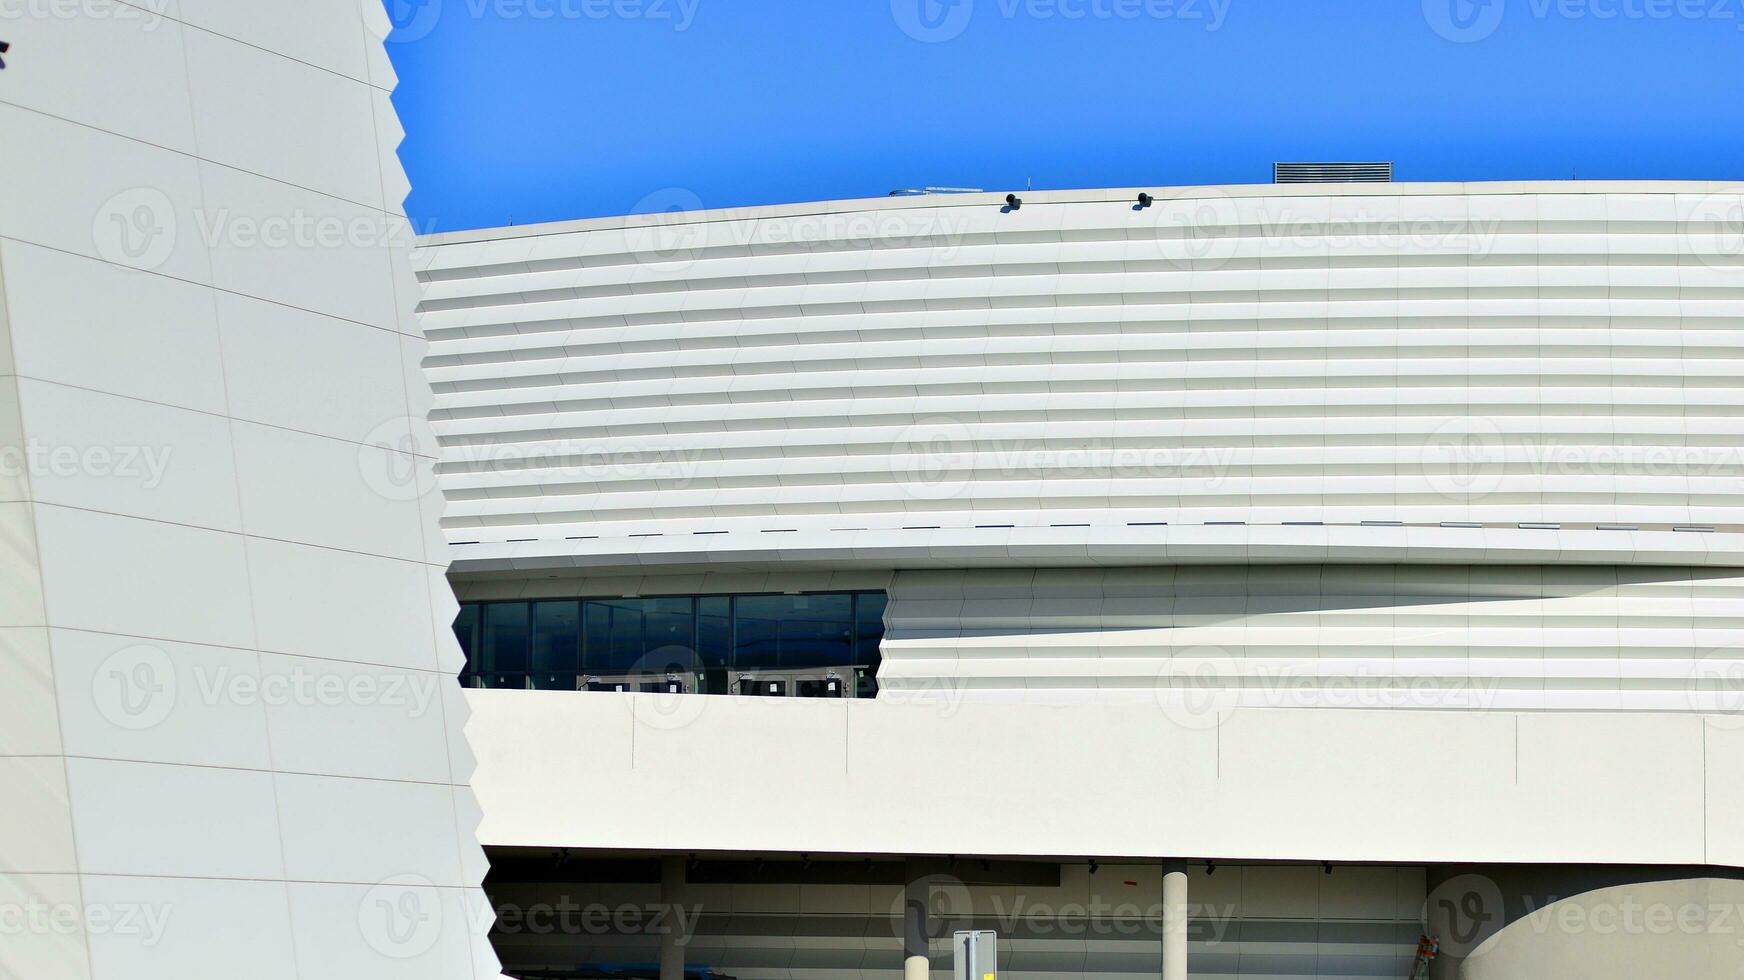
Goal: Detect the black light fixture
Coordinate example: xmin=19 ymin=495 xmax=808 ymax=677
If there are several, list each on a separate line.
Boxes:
xmin=1323 ymin=861 xmax=1334 ymax=876
xmin=1205 ymin=860 xmax=1217 ymax=876
xmin=1136 ymin=192 xmax=1154 ymax=208
xmin=1005 ymin=193 xmax=1022 ymax=210
xmin=1088 ymin=859 xmax=1100 ymax=875
xmin=0 ymin=40 xmax=10 ymax=70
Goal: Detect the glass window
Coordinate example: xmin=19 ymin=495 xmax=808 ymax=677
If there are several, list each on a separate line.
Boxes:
xmin=854 ymin=592 xmax=887 ymax=665
xmin=583 ymin=597 xmax=697 ymax=675
xmin=453 ymin=603 xmax=479 ymax=688
xmin=696 ymin=596 xmax=732 ymax=693
xmin=458 ymin=591 xmax=887 ymax=690
xmin=481 ymin=602 xmax=530 ymax=689
xmin=733 ymin=593 xmax=853 ymax=670
xmin=530 ymin=600 xmax=581 ymax=690
xmin=696 ymin=596 xmax=732 ymax=669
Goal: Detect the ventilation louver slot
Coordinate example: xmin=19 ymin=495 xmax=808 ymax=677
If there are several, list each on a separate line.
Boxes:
xmin=1273 ymin=161 xmax=1393 ymax=183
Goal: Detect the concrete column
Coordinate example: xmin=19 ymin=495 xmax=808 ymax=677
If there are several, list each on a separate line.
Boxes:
xmin=904 ymin=859 xmax=930 ymax=980
xmin=1162 ymin=859 xmax=1189 ymax=980
xmin=660 ymin=855 xmax=687 ymax=980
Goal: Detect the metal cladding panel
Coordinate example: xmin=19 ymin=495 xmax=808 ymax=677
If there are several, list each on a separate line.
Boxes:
xmin=415 ymin=184 xmax=1744 ymax=573
xmin=878 ymin=563 xmax=1744 ymax=712
xmin=0 ymin=5 xmax=496 ymax=979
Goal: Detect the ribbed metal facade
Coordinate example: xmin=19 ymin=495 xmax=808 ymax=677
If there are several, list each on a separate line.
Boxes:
xmin=416 ymin=185 xmax=1744 ymax=573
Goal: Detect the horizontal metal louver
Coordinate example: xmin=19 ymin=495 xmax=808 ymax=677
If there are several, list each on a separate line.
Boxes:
xmin=1273 ymin=161 xmax=1393 ymax=183
xmin=414 ymin=186 xmax=1744 ymax=573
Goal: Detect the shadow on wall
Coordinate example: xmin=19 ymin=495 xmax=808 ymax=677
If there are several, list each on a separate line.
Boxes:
xmin=884 ymin=564 xmax=1727 ymax=637
xmin=1426 ymin=865 xmax=1744 ymax=980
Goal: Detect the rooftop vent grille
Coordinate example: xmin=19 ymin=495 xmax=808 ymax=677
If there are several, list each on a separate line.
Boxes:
xmin=1273 ymin=162 xmax=1393 ymax=184
xmin=888 ymin=186 xmax=985 ymax=196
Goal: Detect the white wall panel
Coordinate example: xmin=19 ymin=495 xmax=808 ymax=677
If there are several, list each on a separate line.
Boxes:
xmin=216 ymin=292 xmax=408 ymax=443
xmin=15 ymin=379 xmax=240 ymax=531
xmin=183 ymin=27 xmax=384 ymax=208
xmin=466 ymin=690 xmax=1731 ymax=867
xmin=50 ymin=629 xmax=272 ymax=770
xmin=275 ymin=772 xmax=465 ymax=886
xmin=65 ymin=757 xmax=284 ymax=879
xmin=0 ymin=5 xmax=496 ymax=979
xmin=0 ymin=628 xmax=60 ymax=756
xmin=258 ymin=652 xmax=456 ymax=784
xmin=33 ymin=505 xmax=256 ymax=647
xmin=0 ymin=873 xmax=92 ymax=980
xmin=0 ymin=756 xmax=77 ymax=872
xmin=0 ymin=241 xmax=229 ymax=414
xmin=82 ymin=875 xmax=298 ymax=980
xmin=0 ymin=0 xmax=196 ymax=152
xmin=246 ymin=537 xmax=439 ymax=671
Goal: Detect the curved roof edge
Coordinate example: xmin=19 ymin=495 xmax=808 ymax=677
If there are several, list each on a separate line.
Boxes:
xmin=421 ymin=179 xmax=1744 ymax=246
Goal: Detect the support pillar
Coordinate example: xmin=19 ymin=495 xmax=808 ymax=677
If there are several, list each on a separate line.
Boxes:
xmin=660 ymin=855 xmax=687 ymax=980
xmin=904 ymin=858 xmax=930 ymax=980
xmin=1162 ymin=859 xmax=1189 ymax=980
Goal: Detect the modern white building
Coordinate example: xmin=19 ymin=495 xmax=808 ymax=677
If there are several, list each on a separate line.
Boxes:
xmin=1 ymin=3 xmax=496 ymax=979
xmin=7 ymin=6 xmax=1744 ymax=976
xmin=417 ymin=182 xmax=1744 ymax=979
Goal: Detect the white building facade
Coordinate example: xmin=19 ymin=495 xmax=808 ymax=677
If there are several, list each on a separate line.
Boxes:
xmin=1 ymin=4 xmax=496 ymax=979
xmin=419 ymin=183 xmax=1744 ymax=979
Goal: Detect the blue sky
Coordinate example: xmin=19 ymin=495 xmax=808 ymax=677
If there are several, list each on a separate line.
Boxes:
xmin=386 ymin=0 xmax=1744 ymax=232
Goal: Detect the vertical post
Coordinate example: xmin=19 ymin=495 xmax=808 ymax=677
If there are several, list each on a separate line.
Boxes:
xmin=660 ymin=855 xmax=687 ymax=980
xmin=904 ymin=858 xmax=930 ymax=980
xmin=1162 ymin=859 xmax=1189 ymax=980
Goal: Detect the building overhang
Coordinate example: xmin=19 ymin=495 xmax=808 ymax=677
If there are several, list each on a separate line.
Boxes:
xmin=465 ymin=691 xmax=1744 ymax=869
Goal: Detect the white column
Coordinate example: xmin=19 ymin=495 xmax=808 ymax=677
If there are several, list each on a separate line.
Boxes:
xmin=904 ymin=860 xmax=930 ymax=980
xmin=660 ymin=855 xmax=687 ymax=980
xmin=1162 ymin=859 xmax=1189 ymax=980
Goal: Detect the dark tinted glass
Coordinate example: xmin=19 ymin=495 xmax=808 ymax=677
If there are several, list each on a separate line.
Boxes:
xmin=854 ymin=592 xmax=887 ymax=664
xmin=584 ymin=597 xmax=696 ymax=673
xmin=481 ymin=602 xmax=529 ymax=674
xmin=530 ymin=601 xmax=580 ymax=689
xmin=696 ymin=596 xmax=731 ymax=669
xmin=733 ymin=593 xmax=853 ymax=669
xmin=453 ymin=604 xmax=479 ymax=687
xmin=458 ymin=592 xmax=886 ymax=688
